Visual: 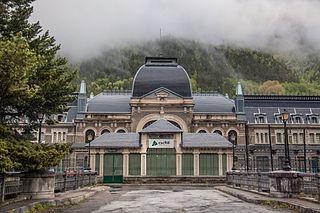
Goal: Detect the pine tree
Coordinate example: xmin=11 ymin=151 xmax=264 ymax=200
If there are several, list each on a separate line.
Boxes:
xmin=0 ymin=0 xmax=77 ymax=124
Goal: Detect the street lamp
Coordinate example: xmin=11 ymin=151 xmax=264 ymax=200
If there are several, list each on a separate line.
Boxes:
xmin=230 ymin=133 xmax=237 ymax=171
xmin=86 ymin=132 xmax=94 ymax=170
xmin=281 ymin=109 xmax=291 ymax=171
xmin=37 ymin=112 xmax=44 ymax=143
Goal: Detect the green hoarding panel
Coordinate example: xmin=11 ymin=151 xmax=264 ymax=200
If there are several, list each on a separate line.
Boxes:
xmin=200 ymin=154 xmax=219 ymax=176
xmin=95 ymin=154 xmax=100 ymax=174
xmin=182 ymin=154 xmax=194 ymax=175
xmin=222 ymin=154 xmax=227 ymax=175
xmin=147 ymin=149 xmax=176 ymax=176
xmin=129 ymin=154 xmax=141 ymax=175
xmin=103 ymin=153 xmax=123 ymax=183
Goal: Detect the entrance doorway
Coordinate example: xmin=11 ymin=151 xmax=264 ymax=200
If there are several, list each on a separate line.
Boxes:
xmin=103 ymin=153 xmax=123 ymax=183
xmin=147 ymin=149 xmax=176 ymax=176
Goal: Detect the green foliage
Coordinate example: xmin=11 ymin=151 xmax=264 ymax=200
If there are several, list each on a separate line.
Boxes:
xmin=0 ymin=0 xmax=76 ymax=173
xmin=79 ymin=36 xmax=318 ymax=96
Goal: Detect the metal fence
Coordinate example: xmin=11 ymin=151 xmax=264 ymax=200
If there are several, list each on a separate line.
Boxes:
xmin=0 ymin=171 xmax=99 ymax=202
xmin=54 ymin=171 xmax=98 ymax=192
xmin=226 ymin=171 xmax=320 ymax=201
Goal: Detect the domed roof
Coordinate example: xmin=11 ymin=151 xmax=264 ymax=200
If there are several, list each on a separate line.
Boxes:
xmin=132 ymin=57 xmax=192 ymax=97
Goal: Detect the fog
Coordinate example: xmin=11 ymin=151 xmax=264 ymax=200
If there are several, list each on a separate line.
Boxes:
xmin=31 ymin=0 xmax=320 ymax=61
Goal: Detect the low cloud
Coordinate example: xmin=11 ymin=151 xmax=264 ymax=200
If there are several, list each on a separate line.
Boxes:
xmin=31 ymin=0 xmax=320 ymax=61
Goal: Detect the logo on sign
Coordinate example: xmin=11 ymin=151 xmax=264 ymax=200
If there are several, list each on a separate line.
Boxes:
xmin=148 ymin=139 xmax=174 ymax=148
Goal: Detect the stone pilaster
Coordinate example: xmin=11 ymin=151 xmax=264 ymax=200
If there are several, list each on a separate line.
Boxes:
xmin=193 ymin=151 xmax=200 ymax=176
xmin=219 ymin=153 xmax=223 ymax=176
xmin=141 ymin=153 xmax=147 ymax=176
xmin=123 ymin=152 xmax=129 ymax=177
xmin=99 ymin=153 xmax=104 ymax=176
xmin=176 ymin=153 xmax=182 ymax=176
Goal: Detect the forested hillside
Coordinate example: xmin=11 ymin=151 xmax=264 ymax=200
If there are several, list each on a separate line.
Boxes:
xmin=78 ymin=37 xmax=320 ymax=97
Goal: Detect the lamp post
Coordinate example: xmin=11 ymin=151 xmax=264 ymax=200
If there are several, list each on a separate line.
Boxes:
xmin=37 ymin=112 xmax=44 ymax=143
xmin=281 ymin=109 xmax=291 ymax=171
xmin=86 ymin=132 xmax=94 ymax=170
xmin=230 ymin=133 xmax=237 ymax=171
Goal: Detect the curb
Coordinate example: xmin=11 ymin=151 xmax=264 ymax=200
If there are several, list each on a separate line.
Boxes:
xmin=216 ymin=186 xmax=320 ymax=213
xmin=4 ymin=187 xmax=107 ymax=213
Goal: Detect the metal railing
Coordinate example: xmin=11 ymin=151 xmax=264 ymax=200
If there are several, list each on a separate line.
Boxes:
xmin=0 ymin=171 xmax=99 ymax=202
xmin=226 ymin=171 xmax=320 ymax=202
xmin=54 ymin=171 xmax=98 ymax=192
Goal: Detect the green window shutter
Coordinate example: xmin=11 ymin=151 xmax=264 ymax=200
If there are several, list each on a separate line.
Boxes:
xmin=113 ymin=154 xmax=123 ymax=175
xmin=222 ymin=154 xmax=227 ymax=175
xmin=200 ymin=154 xmax=214 ymax=175
xmin=147 ymin=149 xmax=176 ymax=176
xmin=129 ymin=154 xmax=141 ymax=175
xmin=213 ymin=154 xmax=219 ymax=176
xmin=182 ymin=154 xmax=194 ymax=175
xmin=95 ymin=154 xmax=100 ymax=174
xmin=104 ymin=154 xmax=113 ymax=175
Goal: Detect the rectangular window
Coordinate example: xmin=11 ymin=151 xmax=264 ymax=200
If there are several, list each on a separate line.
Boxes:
xmin=316 ymin=134 xmax=320 ymax=144
xmin=265 ymin=133 xmax=268 ymax=144
xmin=256 ymin=156 xmax=269 ymax=172
xmin=292 ymin=133 xmax=298 ymax=144
xmin=299 ymin=133 xmax=304 ymax=144
xmin=260 ymin=133 xmax=264 ymax=144
xmin=309 ymin=133 xmax=315 ymax=144
xmin=276 ymin=133 xmax=282 ymax=144
xmin=256 ymin=133 xmax=260 ymax=143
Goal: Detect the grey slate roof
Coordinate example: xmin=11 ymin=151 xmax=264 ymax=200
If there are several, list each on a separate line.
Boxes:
xmin=66 ymin=106 xmax=78 ymax=122
xmin=193 ymin=94 xmax=235 ymax=113
xmin=244 ymin=95 xmax=320 ymax=124
xmin=87 ymin=93 xmax=131 ymax=113
xmin=87 ymin=133 xmax=140 ymax=148
xmin=140 ymin=119 xmax=183 ymax=133
xmin=71 ymin=142 xmax=86 ymax=149
xmin=182 ymin=133 xmax=233 ymax=148
xmin=132 ymin=58 xmax=192 ymax=98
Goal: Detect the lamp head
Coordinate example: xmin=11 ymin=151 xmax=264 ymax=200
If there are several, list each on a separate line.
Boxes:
xmin=281 ymin=109 xmax=289 ymax=122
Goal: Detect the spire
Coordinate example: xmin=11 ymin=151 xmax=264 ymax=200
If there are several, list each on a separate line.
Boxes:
xmin=236 ymin=82 xmax=243 ymax=96
xmin=79 ymin=80 xmax=86 ymax=94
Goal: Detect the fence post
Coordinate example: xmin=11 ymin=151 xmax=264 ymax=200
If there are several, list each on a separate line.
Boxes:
xmin=63 ymin=173 xmax=67 ymax=192
xmin=0 ymin=175 xmax=5 ymax=202
xmin=317 ymin=174 xmax=320 ymax=203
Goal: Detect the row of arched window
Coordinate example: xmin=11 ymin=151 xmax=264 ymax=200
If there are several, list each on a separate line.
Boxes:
xmin=85 ymin=128 xmax=127 ymax=143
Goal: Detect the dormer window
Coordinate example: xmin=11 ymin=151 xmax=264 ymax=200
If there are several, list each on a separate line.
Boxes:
xmin=307 ymin=114 xmax=319 ymax=124
xmin=274 ymin=113 xmax=282 ymax=124
xmin=255 ymin=114 xmax=267 ymax=124
xmin=291 ymin=114 xmax=303 ymax=124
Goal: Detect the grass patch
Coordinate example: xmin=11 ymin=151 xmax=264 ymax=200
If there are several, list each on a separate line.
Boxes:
xmin=262 ymin=200 xmax=295 ymax=211
xmin=28 ymin=203 xmax=55 ymax=213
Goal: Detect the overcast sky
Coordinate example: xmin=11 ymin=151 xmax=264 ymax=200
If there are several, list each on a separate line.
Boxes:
xmin=31 ymin=0 xmax=320 ymax=61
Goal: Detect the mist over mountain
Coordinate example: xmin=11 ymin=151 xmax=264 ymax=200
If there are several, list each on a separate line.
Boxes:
xmin=31 ymin=0 xmax=320 ymax=62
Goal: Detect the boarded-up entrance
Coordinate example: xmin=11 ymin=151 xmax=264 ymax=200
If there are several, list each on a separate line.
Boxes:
xmin=199 ymin=154 xmax=219 ymax=176
xmin=147 ymin=149 xmax=176 ymax=176
xmin=103 ymin=153 xmax=123 ymax=183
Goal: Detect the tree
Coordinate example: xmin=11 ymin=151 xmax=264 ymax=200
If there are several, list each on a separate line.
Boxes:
xmin=0 ymin=0 xmax=76 ymax=124
xmin=0 ymin=0 xmax=76 ymax=172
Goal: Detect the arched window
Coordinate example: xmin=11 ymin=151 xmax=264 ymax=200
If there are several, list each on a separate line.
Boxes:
xmin=116 ymin=129 xmax=126 ymax=133
xmin=168 ymin=120 xmax=181 ymax=129
xmin=213 ymin=130 xmax=223 ymax=135
xmin=85 ymin=129 xmax=95 ymax=143
xmin=143 ymin=120 xmax=156 ymax=129
xmin=228 ymin=130 xmax=237 ymax=145
xmin=101 ymin=129 xmax=110 ymax=135
xmin=198 ymin=129 xmax=207 ymax=133
xmin=143 ymin=120 xmax=182 ymax=130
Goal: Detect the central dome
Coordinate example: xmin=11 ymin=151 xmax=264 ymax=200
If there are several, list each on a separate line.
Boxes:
xmin=132 ymin=57 xmax=192 ymax=97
